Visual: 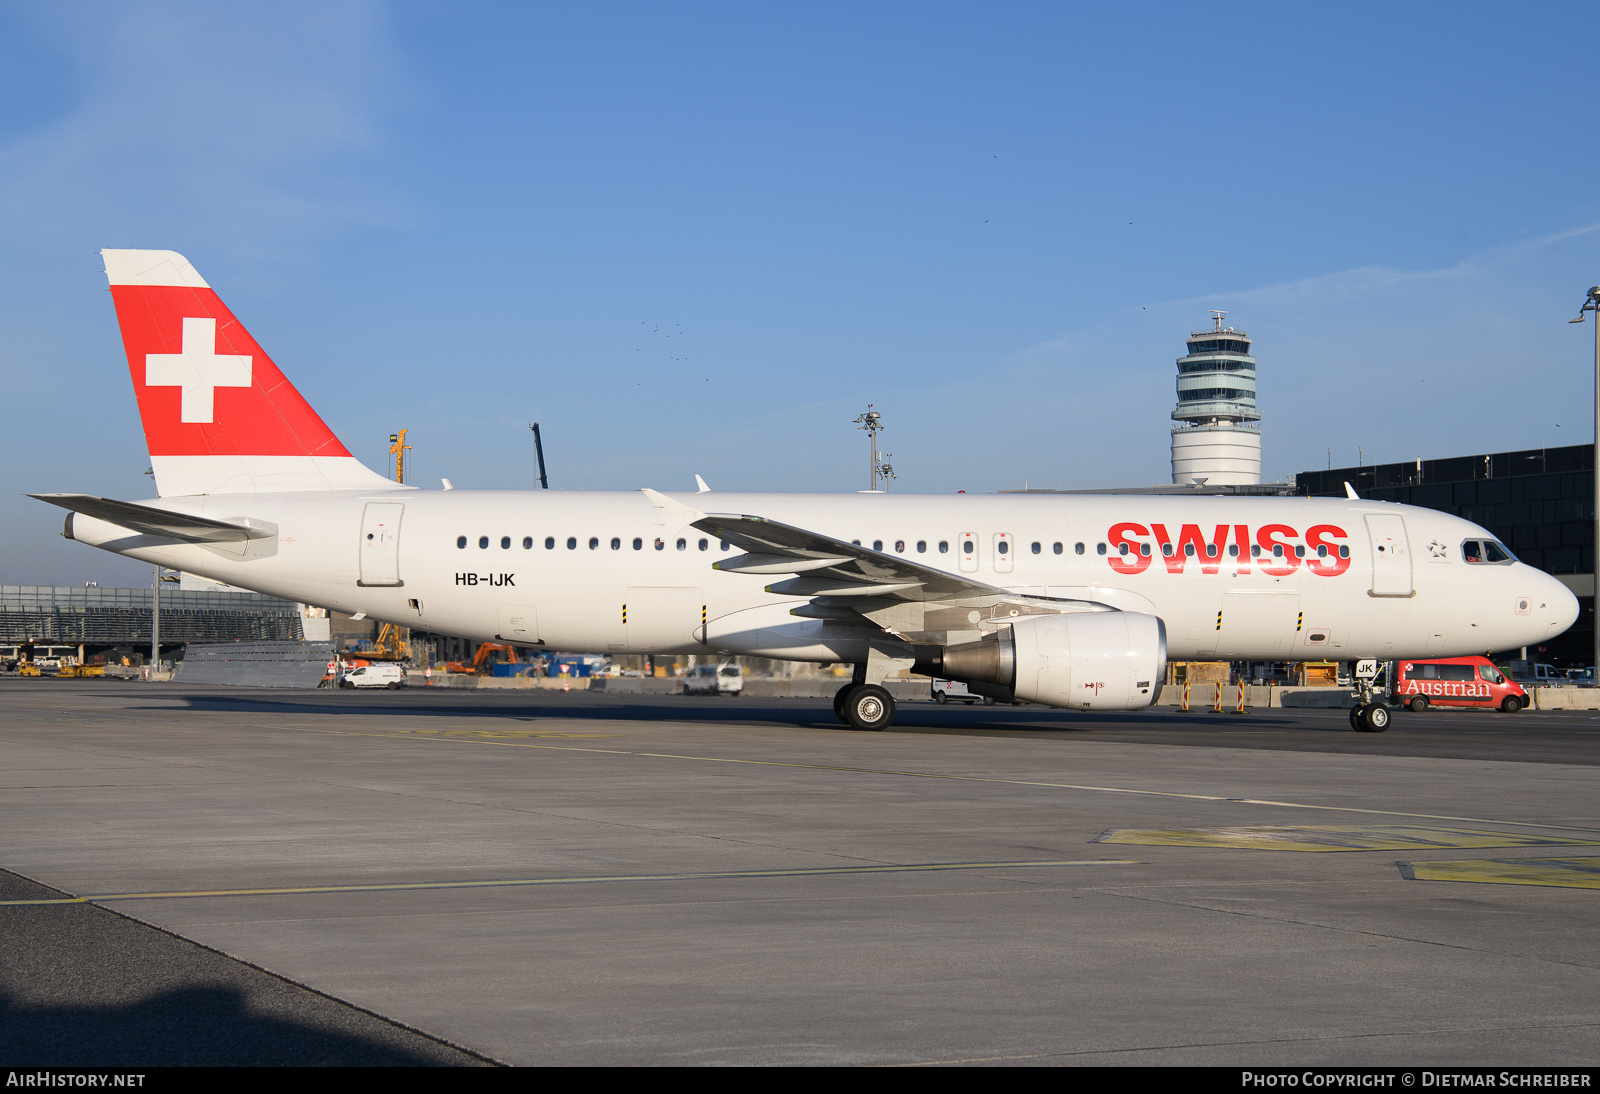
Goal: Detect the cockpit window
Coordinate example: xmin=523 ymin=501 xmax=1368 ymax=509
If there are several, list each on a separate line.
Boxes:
xmin=1462 ymin=539 xmax=1516 ymax=564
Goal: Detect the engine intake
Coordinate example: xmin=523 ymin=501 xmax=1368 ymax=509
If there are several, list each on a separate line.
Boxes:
xmin=935 ymin=613 xmax=1167 ymax=711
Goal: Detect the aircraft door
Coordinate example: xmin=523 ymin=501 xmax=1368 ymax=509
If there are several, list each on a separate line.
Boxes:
xmin=958 ymin=532 xmax=978 ymax=573
xmin=358 ymin=502 xmax=404 ymax=587
xmin=994 ymin=532 xmax=1013 ymax=573
xmin=497 ymin=605 xmax=540 ymax=644
xmin=1218 ymin=592 xmax=1300 ymax=658
xmin=625 ymin=587 xmax=704 ymax=650
xmin=1365 ymin=514 xmax=1413 ymax=597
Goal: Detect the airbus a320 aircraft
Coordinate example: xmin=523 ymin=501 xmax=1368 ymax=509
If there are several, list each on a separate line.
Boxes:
xmin=33 ymin=250 xmax=1579 ymax=732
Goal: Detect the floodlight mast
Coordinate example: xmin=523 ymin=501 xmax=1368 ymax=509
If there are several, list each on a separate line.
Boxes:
xmin=1569 ymin=286 xmax=1600 ymax=677
xmin=853 ymin=406 xmax=897 ymax=491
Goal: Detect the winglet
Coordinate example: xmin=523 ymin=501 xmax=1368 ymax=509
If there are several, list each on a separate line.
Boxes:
xmin=694 ymin=474 xmax=711 ymax=493
xmin=1344 ymin=481 xmax=1359 ymax=500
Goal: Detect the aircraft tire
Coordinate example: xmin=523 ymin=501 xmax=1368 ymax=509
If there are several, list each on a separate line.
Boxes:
xmin=1409 ymin=696 xmax=1429 ymax=712
xmin=1360 ymin=704 xmax=1391 ymax=733
xmin=843 ymin=684 xmax=896 ymax=731
xmin=1350 ymin=703 xmax=1366 ymax=730
xmin=833 ymin=684 xmax=857 ymax=723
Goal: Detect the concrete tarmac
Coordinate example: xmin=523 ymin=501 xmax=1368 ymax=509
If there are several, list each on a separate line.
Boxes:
xmin=2 ymin=681 xmax=1598 ymax=1066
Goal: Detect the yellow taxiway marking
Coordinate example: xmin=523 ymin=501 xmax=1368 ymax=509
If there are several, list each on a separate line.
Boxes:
xmin=1398 ymin=856 xmax=1600 ymax=889
xmin=267 ymin=723 xmax=1600 ymax=837
xmin=0 ymin=858 xmax=1139 ymax=906
xmin=1091 ymin=825 xmax=1600 ymax=852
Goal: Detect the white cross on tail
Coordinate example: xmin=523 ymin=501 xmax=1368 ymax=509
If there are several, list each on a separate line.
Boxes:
xmin=144 ymin=317 xmax=252 ymax=423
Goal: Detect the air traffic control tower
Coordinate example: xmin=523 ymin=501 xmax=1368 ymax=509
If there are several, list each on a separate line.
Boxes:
xmin=1171 ymin=311 xmax=1261 ymax=485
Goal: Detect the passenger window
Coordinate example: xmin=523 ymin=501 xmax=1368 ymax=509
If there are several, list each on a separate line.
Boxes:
xmin=588 ymin=537 xmax=599 ymax=550
xmin=873 ymin=540 xmax=883 ymax=552
xmin=1163 ymin=544 xmax=1175 ymax=557
xmin=501 ymin=536 xmax=511 ymax=549
xmin=1206 ymin=544 xmax=1218 ymax=558
xmin=676 ymin=538 xmax=686 ymax=551
xmin=1339 ymin=545 xmax=1350 ymax=558
xmin=1294 ymin=545 xmax=1305 ymax=558
xmin=1031 ymin=542 xmax=1041 ymax=554
xmin=939 ymin=541 xmax=949 ymax=553
xmin=1317 ymin=545 xmax=1328 ymax=557
xmin=1183 ymin=543 xmax=1195 ymax=557
xmin=479 ymin=536 xmax=489 ymax=549
xmin=456 ymin=536 xmax=467 ymax=549
xmin=962 ymin=541 xmax=974 ymax=555
xmin=1140 ymin=543 xmax=1151 ymax=557
xmin=545 ymin=536 xmax=555 ymax=550
xmin=895 ymin=540 xmax=906 ymax=553
xmin=917 ymin=540 xmax=927 ymax=553
xmin=1273 ymin=544 xmax=1283 ymax=557
xmin=997 ymin=541 xmax=1009 ymax=555
xmin=654 ymin=538 xmax=664 ymax=551
xmin=1251 ymin=545 xmax=1261 ymax=557
xmin=698 ymin=538 xmax=708 ymax=551
xmin=721 ymin=541 xmax=729 ymax=551
xmin=611 ymin=537 xmax=621 ymax=550
xmin=1072 ymin=543 xmax=1082 ymax=555
xmin=633 ymin=538 xmax=643 ymax=551
xmin=1228 ymin=544 xmax=1238 ymax=557
xmin=523 ymin=536 xmax=533 ymax=549
xmin=567 ymin=537 xmax=577 ymax=550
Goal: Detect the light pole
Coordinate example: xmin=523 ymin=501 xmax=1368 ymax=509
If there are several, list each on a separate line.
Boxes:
xmin=1569 ymin=286 xmax=1600 ymax=674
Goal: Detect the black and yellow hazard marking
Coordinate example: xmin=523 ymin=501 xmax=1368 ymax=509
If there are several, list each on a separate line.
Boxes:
xmin=1091 ymin=825 xmax=1600 ymax=852
xmin=1215 ymin=610 xmax=1223 ymax=631
xmin=0 ymin=858 xmax=1139 ymax=907
xmin=1398 ymin=856 xmax=1600 ymax=889
xmin=622 ymin=603 xmax=627 ymax=624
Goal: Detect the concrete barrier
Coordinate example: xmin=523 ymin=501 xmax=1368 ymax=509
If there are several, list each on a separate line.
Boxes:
xmin=1532 ymin=686 xmax=1600 ymax=711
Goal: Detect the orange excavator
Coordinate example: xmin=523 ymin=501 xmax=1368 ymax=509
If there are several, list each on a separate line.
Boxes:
xmin=444 ymin=642 xmax=520 ymax=676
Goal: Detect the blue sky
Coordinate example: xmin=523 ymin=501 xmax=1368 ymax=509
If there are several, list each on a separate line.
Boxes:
xmin=3 ymin=1 xmax=1598 ymax=585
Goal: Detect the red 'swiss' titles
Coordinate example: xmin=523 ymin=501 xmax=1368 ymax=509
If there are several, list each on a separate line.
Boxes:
xmin=1105 ymin=523 xmax=1352 ymax=577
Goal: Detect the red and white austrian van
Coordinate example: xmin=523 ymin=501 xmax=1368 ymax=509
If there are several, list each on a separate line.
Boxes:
xmin=1391 ymin=657 xmax=1527 ymax=713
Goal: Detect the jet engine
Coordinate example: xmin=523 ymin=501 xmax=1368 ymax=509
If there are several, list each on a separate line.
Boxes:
xmin=932 ymin=612 xmax=1166 ymax=711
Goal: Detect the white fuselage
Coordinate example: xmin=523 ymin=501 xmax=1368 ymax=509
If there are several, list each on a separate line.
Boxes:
xmin=68 ymin=488 xmax=1578 ymax=663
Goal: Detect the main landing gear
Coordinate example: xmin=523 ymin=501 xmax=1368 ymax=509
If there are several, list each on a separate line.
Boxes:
xmin=833 ymin=683 xmax=897 ymax=731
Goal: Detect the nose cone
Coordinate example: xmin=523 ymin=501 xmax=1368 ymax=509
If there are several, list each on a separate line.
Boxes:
xmin=1548 ymin=573 xmax=1581 ymax=636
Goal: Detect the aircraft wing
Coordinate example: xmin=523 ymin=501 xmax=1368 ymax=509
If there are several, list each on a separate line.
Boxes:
xmin=30 ymin=493 xmax=274 ymax=544
xmin=693 ymin=511 xmax=1005 ymax=602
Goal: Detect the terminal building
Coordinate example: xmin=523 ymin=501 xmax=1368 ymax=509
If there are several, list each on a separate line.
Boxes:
xmin=1171 ymin=312 xmax=1261 ymax=486
xmin=0 ymin=584 xmax=308 ymax=663
xmin=1298 ymin=444 xmax=1594 ymax=665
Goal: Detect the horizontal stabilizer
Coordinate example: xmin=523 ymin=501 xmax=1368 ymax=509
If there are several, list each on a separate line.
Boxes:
xmin=30 ymin=493 xmax=274 ymax=544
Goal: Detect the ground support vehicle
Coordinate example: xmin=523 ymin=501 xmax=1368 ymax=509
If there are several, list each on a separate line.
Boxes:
xmin=683 ymin=663 xmax=743 ymax=695
xmin=1391 ymin=656 xmax=1526 ymax=714
xmin=341 ymin=663 xmax=407 ymax=689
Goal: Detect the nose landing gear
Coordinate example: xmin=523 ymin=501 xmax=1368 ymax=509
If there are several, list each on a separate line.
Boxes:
xmin=1350 ymin=701 xmax=1391 ymax=732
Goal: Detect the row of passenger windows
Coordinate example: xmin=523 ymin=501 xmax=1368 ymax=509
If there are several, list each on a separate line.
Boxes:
xmin=457 ymin=535 xmax=730 ymax=552
xmin=451 ymin=535 xmax=1350 ymax=561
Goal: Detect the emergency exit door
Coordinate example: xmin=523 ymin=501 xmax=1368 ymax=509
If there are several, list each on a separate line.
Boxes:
xmin=358 ymin=503 xmax=405 ymax=587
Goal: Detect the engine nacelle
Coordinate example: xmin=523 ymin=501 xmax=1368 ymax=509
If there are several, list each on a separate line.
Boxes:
xmin=938 ymin=612 xmax=1167 ymax=711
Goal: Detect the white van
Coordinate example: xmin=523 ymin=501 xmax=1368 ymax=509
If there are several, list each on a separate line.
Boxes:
xmin=341 ymin=663 xmax=406 ymax=689
xmin=683 ymin=663 xmax=743 ymax=695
